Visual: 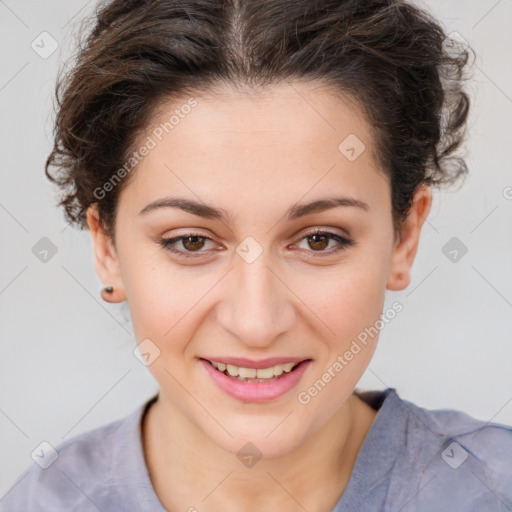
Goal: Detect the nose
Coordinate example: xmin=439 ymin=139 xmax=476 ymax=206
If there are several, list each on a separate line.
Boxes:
xmin=214 ymin=254 xmax=296 ymax=349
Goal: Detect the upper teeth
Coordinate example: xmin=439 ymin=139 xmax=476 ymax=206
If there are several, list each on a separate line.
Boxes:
xmin=210 ymin=360 xmax=299 ymax=379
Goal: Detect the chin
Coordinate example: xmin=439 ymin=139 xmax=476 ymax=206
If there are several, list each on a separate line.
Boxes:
xmin=203 ymin=416 xmax=308 ymax=461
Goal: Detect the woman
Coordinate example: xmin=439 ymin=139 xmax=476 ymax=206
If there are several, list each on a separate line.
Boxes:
xmin=1 ymin=0 xmax=511 ymax=510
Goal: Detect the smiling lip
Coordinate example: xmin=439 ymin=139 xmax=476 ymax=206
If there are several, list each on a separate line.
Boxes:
xmin=200 ymin=356 xmax=308 ymax=369
xmin=199 ymin=358 xmax=312 ymax=403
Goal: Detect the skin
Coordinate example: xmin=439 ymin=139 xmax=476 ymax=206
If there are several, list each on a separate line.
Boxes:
xmin=86 ymin=81 xmax=431 ymax=512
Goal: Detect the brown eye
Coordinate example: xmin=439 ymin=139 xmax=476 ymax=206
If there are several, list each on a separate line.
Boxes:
xmin=307 ymin=233 xmax=330 ymax=251
xmin=295 ymin=229 xmax=355 ymax=256
xmin=160 ymin=233 xmax=216 ymax=258
xmin=181 ymin=235 xmax=206 ymax=251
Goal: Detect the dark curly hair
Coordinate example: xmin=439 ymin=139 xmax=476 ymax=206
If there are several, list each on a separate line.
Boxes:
xmin=45 ymin=0 xmax=472 ymax=244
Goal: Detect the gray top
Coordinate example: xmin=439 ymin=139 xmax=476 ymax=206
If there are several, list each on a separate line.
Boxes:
xmin=1 ymin=388 xmax=511 ymax=511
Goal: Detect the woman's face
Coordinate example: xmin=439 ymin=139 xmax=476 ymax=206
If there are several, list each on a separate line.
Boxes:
xmin=88 ymin=82 xmax=430 ymax=457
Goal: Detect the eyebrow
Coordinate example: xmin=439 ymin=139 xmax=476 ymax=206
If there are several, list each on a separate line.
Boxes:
xmin=138 ymin=195 xmax=370 ymax=222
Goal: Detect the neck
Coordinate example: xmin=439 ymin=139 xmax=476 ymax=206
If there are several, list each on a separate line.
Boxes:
xmin=142 ymin=392 xmax=377 ymax=512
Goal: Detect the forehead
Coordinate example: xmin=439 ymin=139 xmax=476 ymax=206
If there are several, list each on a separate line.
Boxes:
xmin=120 ymin=81 xmax=388 ymax=220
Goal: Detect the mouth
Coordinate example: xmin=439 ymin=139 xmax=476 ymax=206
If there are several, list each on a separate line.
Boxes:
xmin=200 ymin=358 xmax=312 ymax=383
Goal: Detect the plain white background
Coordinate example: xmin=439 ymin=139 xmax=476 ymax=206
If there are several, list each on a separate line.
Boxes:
xmin=1 ymin=0 xmax=511 ymax=497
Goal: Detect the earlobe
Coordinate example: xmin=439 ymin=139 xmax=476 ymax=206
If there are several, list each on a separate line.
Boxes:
xmin=86 ymin=204 xmax=126 ymax=302
xmin=386 ymin=184 xmax=432 ymax=291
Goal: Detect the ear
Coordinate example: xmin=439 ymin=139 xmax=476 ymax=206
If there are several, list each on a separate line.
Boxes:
xmin=386 ymin=184 xmax=432 ymax=291
xmin=86 ymin=204 xmax=126 ymax=302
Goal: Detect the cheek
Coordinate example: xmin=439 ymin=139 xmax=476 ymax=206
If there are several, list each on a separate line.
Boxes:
xmin=128 ymin=284 xmax=194 ymax=345
xmin=121 ymin=250 xmax=231 ymax=370
xmin=293 ymin=256 xmax=389 ymax=425
xmin=292 ymin=251 xmax=390 ymax=346
xmin=119 ymin=245 xmax=196 ymax=345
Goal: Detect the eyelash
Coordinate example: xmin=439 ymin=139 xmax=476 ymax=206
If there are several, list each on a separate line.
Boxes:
xmin=159 ymin=229 xmax=355 ymax=259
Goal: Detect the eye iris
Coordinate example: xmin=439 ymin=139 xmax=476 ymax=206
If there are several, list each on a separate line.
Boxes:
xmin=308 ymin=233 xmax=329 ymax=251
xmin=183 ymin=236 xmax=205 ymax=251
